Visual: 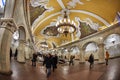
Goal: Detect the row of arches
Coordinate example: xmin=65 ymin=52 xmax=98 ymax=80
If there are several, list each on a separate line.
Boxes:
xmin=54 ymin=33 xmax=120 ymax=61
xmin=0 ymin=0 xmax=35 ymax=75
xmin=11 ymin=26 xmax=35 ymax=62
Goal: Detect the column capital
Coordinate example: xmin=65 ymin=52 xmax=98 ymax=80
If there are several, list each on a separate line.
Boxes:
xmin=98 ymin=43 xmax=104 ymax=47
xmin=19 ymin=40 xmax=26 ymax=46
xmin=77 ymin=45 xmax=82 ymax=50
xmin=0 ymin=18 xmax=17 ymax=33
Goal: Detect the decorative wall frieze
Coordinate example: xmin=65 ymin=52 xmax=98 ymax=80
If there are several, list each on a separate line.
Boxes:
xmin=0 ymin=18 xmax=17 ymax=33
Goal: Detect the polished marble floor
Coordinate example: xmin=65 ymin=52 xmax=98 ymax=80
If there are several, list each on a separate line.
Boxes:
xmin=0 ymin=57 xmax=120 ymax=80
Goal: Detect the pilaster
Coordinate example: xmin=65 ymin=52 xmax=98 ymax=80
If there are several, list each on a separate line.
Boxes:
xmin=25 ymin=45 xmax=31 ymax=59
xmin=17 ymin=40 xmax=26 ymax=63
xmin=78 ymin=46 xmax=85 ymax=63
xmin=98 ymin=43 xmax=105 ymax=63
xmin=0 ymin=18 xmax=17 ymax=75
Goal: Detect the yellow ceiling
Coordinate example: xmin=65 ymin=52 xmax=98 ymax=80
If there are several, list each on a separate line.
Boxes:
xmin=31 ymin=0 xmax=120 ymax=49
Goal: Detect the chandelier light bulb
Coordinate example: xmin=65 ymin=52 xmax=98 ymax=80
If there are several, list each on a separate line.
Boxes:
xmin=74 ymin=23 xmax=76 ymax=26
xmin=64 ymin=19 xmax=66 ymax=22
xmin=72 ymin=20 xmax=74 ymax=24
xmin=56 ymin=22 xmax=59 ymax=26
xmin=60 ymin=20 xmax=62 ymax=23
xmin=68 ymin=19 xmax=70 ymax=23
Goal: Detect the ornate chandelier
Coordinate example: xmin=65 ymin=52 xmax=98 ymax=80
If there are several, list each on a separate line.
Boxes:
xmin=56 ymin=9 xmax=76 ymax=37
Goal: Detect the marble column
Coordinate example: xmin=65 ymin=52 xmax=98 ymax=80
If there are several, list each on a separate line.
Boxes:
xmin=79 ymin=46 xmax=85 ymax=63
xmin=29 ymin=48 xmax=34 ymax=59
xmin=0 ymin=18 xmax=17 ymax=75
xmin=25 ymin=46 xmax=31 ymax=60
xmin=98 ymin=43 xmax=105 ymax=63
xmin=17 ymin=40 xmax=26 ymax=63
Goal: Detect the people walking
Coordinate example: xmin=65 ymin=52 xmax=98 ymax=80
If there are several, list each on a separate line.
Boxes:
xmin=31 ymin=53 xmax=37 ymax=67
xmin=14 ymin=49 xmax=18 ymax=60
xmin=52 ymin=54 xmax=58 ymax=72
xmin=105 ymin=51 xmax=109 ymax=65
xmin=10 ymin=48 xmax=12 ymax=61
xmin=69 ymin=55 xmax=74 ymax=66
xmin=43 ymin=53 xmax=52 ymax=78
xmin=88 ymin=54 xmax=94 ymax=69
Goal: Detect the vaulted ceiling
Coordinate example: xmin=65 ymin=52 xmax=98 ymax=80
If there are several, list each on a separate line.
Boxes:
xmin=29 ymin=0 xmax=120 ymax=49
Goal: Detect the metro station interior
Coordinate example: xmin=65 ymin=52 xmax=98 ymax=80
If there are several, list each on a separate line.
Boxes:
xmin=0 ymin=0 xmax=120 ymax=80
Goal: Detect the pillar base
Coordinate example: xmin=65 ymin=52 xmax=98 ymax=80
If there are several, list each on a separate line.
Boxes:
xmin=0 ymin=70 xmax=12 ymax=75
xmin=17 ymin=61 xmax=26 ymax=64
xmin=79 ymin=61 xmax=85 ymax=64
xmin=98 ymin=61 xmax=105 ymax=64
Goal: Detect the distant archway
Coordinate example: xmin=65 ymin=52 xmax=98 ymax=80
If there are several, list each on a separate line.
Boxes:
xmin=83 ymin=42 xmax=99 ymax=60
xmin=11 ymin=26 xmax=26 ymax=57
xmin=18 ymin=26 xmax=26 ymax=41
xmin=104 ymin=34 xmax=120 ymax=57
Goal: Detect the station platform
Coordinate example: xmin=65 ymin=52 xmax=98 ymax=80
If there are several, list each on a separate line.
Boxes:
xmin=0 ymin=58 xmax=120 ymax=80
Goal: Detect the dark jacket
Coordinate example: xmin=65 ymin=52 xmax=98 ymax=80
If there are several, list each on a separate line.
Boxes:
xmin=44 ymin=56 xmax=52 ymax=68
xmin=32 ymin=53 xmax=37 ymax=62
xmin=88 ymin=54 xmax=94 ymax=63
xmin=14 ymin=49 xmax=18 ymax=57
xmin=52 ymin=56 xmax=58 ymax=65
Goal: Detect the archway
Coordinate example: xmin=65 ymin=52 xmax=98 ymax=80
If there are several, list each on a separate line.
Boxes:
xmin=16 ymin=26 xmax=26 ymax=63
xmin=10 ymin=26 xmax=26 ymax=61
xmin=11 ymin=30 xmax=19 ymax=60
xmin=70 ymin=46 xmax=80 ymax=60
xmin=104 ymin=34 xmax=120 ymax=58
xmin=83 ymin=42 xmax=99 ymax=60
xmin=19 ymin=26 xmax=26 ymax=41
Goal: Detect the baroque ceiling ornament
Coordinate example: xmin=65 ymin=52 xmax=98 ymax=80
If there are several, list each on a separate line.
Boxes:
xmin=30 ymin=0 xmax=120 ymax=48
xmin=75 ymin=17 xmax=101 ymax=31
xmin=67 ymin=0 xmax=91 ymax=9
xmin=30 ymin=0 xmax=54 ymax=26
xmin=30 ymin=0 xmax=49 ymax=7
xmin=42 ymin=26 xmax=58 ymax=37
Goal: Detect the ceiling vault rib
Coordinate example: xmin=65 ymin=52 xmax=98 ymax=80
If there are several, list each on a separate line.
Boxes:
xmin=57 ymin=0 xmax=65 ymax=9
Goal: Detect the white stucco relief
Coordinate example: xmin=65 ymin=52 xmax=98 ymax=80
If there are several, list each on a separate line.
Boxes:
xmin=67 ymin=0 xmax=84 ymax=9
xmin=67 ymin=0 xmax=91 ymax=9
xmin=32 ymin=10 xmax=109 ymax=34
xmin=30 ymin=0 xmax=49 ymax=7
xmin=30 ymin=0 xmax=54 ymax=30
xmin=75 ymin=17 xmax=100 ymax=38
xmin=57 ymin=0 xmax=65 ymax=9
xmin=84 ymin=18 xmax=100 ymax=31
xmin=41 ymin=14 xmax=101 ymax=39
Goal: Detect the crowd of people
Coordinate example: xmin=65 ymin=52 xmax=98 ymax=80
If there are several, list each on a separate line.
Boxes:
xmin=88 ymin=51 xmax=110 ymax=69
xmin=31 ymin=53 xmax=58 ymax=78
xmin=10 ymin=48 xmax=110 ymax=78
xmin=31 ymin=50 xmax=110 ymax=78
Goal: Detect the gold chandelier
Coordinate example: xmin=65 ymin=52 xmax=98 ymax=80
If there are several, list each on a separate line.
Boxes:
xmin=56 ymin=10 xmax=76 ymax=37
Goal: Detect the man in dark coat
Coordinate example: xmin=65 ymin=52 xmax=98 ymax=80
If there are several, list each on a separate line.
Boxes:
xmin=43 ymin=54 xmax=52 ymax=78
xmin=10 ymin=48 xmax=12 ymax=61
xmin=52 ymin=54 xmax=58 ymax=72
xmin=14 ymin=49 xmax=18 ymax=60
xmin=69 ymin=55 xmax=74 ymax=66
xmin=32 ymin=53 xmax=37 ymax=66
xmin=88 ymin=54 xmax=94 ymax=69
